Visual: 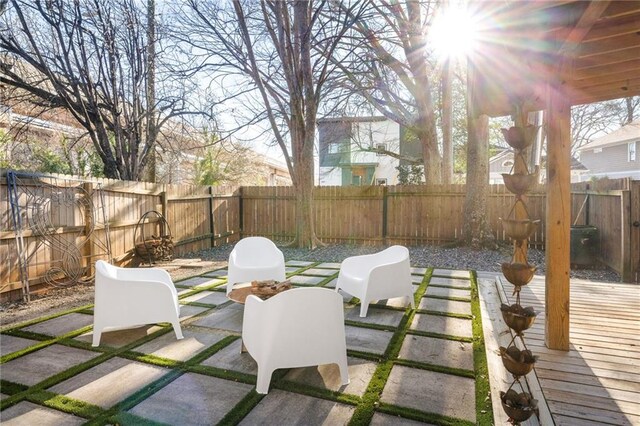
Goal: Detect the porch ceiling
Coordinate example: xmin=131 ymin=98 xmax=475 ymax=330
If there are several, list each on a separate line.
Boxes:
xmin=471 ymin=0 xmax=640 ymax=116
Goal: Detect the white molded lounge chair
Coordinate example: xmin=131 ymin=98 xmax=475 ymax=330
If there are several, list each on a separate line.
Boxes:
xmin=226 ymin=237 xmax=286 ymax=295
xmin=242 ymin=287 xmax=349 ymax=394
xmin=92 ymin=260 xmax=183 ymax=347
xmin=335 ymin=245 xmax=415 ymax=317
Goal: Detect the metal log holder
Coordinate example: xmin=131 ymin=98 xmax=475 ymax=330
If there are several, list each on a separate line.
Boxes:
xmin=133 ymin=210 xmax=174 ymax=265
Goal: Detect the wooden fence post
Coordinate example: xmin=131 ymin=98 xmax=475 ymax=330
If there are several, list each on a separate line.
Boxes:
xmin=209 ymin=186 xmax=216 ymax=248
xmin=621 ymin=189 xmax=632 ymax=282
xmin=382 ymin=185 xmax=388 ymax=243
xmin=82 ymin=182 xmax=95 ymax=277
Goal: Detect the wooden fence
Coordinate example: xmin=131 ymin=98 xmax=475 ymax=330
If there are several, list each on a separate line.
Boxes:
xmin=1 ymin=172 xmax=637 ymax=301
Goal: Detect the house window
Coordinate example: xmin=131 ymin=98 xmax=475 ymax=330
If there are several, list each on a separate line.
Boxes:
xmin=376 ymin=143 xmax=386 ymax=156
xmin=594 ymin=147 xmax=602 ymax=153
xmin=376 ymin=178 xmax=387 ymax=185
xmin=328 ymin=142 xmax=343 ymax=154
xmin=629 ymin=142 xmax=637 ymax=162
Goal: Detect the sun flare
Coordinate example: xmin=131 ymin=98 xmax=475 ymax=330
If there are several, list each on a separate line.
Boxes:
xmin=431 ymin=6 xmax=477 ymax=59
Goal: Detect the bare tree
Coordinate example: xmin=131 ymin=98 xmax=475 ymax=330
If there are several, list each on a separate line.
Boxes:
xmin=177 ymin=0 xmax=364 ymax=248
xmin=329 ymin=0 xmax=443 ymax=183
xmin=0 ymin=0 xmax=188 ymax=180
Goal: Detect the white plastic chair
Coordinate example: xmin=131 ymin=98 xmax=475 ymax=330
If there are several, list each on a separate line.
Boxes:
xmin=226 ymin=237 xmax=286 ymax=295
xmin=242 ymin=287 xmax=349 ymax=394
xmin=92 ymin=260 xmax=183 ymax=347
xmin=335 ymin=245 xmax=415 ymax=317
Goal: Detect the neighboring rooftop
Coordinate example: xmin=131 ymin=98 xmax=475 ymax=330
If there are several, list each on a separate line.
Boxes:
xmin=580 ymin=120 xmax=640 ymax=151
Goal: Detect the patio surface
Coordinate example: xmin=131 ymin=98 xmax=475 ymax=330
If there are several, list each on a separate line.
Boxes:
xmin=0 ymin=261 xmax=491 ymax=425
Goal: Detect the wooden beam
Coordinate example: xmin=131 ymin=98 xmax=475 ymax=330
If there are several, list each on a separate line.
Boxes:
xmin=545 ymin=77 xmax=571 ymax=351
xmin=574 ymin=45 xmax=640 ymax=70
xmin=571 ymin=77 xmax=640 ymax=105
xmin=558 ymin=1 xmax=611 ymax=58
xmin=572 ymin=58 xmax=640 ymax=80
xmin=578 ymin=32 xmax=640 ymax=58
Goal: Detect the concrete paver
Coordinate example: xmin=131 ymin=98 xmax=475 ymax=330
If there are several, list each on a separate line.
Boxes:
xmin=411 ymin=275 xmax=424 ymax=284
xmin=345 ymin=325 xmax=393 ymax=355
xmin=201 ymin=339 xmax=257 ymax=375
xmin=1 ymin=344 xmax=98 ymax=386
xmin=432 ymin=269 xmax=470 ymax=279
xmin=410 ymin=267 xmax=428 ymax=275
xmin=429 ymin=277 xmax=471 ymax=288
xmin=316 ymin=262 xmax=341 ymax=269
xmin=285 ymin=266 xmax=301 ymax=273
xmin=286 ymin=261 xmax=315 ymax=267
xmin=191 ymin=304 xmax=244 ymax=333
xmin=75 ymin=325 xmax=163 ymax=348
xmin=0 ymin=335 xmax=39 ymax=355
xmin=284 ymin=357 xmax=377 ymax=397
xmin=302 ymin=268 xmax=338 ymax=277
xmin=381 ymin=365 xmax=476 ymax=423
xmin=410 ymin=314 xmax=473 ymax=338
xmin=179 ymin=305 xmax=211 ymax=321
xmin=344 ymin=306 xmax=404 ymax=328
xmin=180 ymin=290 xmax=229 ymax=306
xmin=49 ymin=357 xmax=168 ymax=409
xmin=289 ymin=275 xmax=325 ymax=286
xmin=175 ymin=276 xmax=223 ymax=288
xmin=370 ymin=412 xmax=436 ymax=425
xmin=239 ymin=390 xmax=355 ymax=425
xmin=128 ymin=373 xmax=252 ymax=425
xmin=425 ymin=286 xmax=471 ymax=300
xmin=0 ymin=401 xmax=85 ymax=426
xmin=398 ymin=335 xmax=474 ymax=371
xmin=22 ymin=313 xmax=93 ymax=337
xmin=418 ymin=298 xmax=472 ymax=315
xmin=132 ymin=328 xmax=228 ymax=361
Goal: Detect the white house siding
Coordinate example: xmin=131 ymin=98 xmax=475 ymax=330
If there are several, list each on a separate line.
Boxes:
xmin=580 ymin=142 xmax=640 ymax=180
xmin=319 ymin=167 xmax=342 ymax=185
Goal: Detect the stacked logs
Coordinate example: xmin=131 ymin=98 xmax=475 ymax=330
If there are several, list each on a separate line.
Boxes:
xmin=250 ymin=279 xmax=292 ymax=298
xmin=135 ymin=235 xmax=174 ymax=262
xmin=498 ymin=124 xmax=540 ymax=423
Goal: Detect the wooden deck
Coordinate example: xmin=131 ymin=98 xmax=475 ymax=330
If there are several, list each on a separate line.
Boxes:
xmin=477 ymin=272 xmax=640 ymax=426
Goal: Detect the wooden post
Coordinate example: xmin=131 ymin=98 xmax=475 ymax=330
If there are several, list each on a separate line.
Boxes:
xmin=621 ymin=189 xmax=632 ymax=282
xmin=209 ymin=186 xmax=216 ymax=248
xmin=545 ymin=81 xmax=571 ymax=351
xmin=82 ymin=182 xmax=95 ymax=277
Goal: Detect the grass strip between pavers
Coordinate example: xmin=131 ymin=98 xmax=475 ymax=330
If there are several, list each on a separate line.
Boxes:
xmin=275 ymin=379 xmax=361 ymax=406
xmin=415 ymin=309 xmax=473 ymax=320
xmin=344 ymin=320 xmax=398 ymax=333
xmin=406 ymin=329 xmax=474 ymax=343
xmin=216 ymin=391 xmax=265 ymax=426
xmin=424 ymin=294 xmax=472 ymax=303
xmin=27 ymin=389 xmax=103 ymax=419
xmin=393 ymin=358 xmax=475 ymax=379
xmin=469 ymin=270 xmax=494 ymax=426
xmin=109 ymin=411 xmax=172 ymax=426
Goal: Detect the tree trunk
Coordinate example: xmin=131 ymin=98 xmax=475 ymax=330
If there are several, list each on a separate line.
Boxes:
xmin=291 ymin=131 xmax=320 ymax=249
xmin=442 ymin=57 xmax=454 ymax=184
xmin=462 ymin=63 xmax=495 ymax=248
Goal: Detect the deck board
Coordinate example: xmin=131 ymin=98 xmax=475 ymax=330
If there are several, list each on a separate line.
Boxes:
xmin=478 ymin=272 xmax=640 ymax=425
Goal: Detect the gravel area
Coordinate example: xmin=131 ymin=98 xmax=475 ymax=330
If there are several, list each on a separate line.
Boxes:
xmin=0 ymin=243 xmax=620 ymax=329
